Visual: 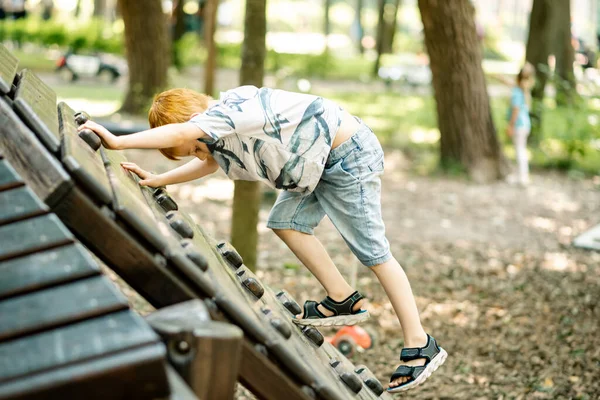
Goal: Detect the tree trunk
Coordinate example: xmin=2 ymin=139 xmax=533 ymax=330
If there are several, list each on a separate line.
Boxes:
xmin=230 ymin=0 xmax=266 ymax=272
xmin=119 ymin=0 xmax=171 ymax=115
xmin=373 ymin=0 xmax=386 ymax=76
xmin=382 ymin=0 xmax=401 ymax=54
xmin=356 ymin=0 xmax=364 ymax=54
xmin=553 ymin=0 xmax=575 ymax=106
xmin=173 ymin=0 xmax=187 ymax=42
xmin=203 ymin=0 xmax=219 ymax=95
xmin=324 ymin=0 xmax=331 ymax=52
xmin=74 ymin=0 xmax=83 ymax=17
xmin=525 ymin=0 xmax=552 ymax=142
xmin=418 ymin=0 xmax=506 ymax=182
xmin=525 ymin=0 xmax=574 ymax=141
xmin=94 ymin=0 xmax=106 ymax=17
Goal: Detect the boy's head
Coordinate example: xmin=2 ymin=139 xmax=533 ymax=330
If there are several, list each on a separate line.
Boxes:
xmin=148 ymin=88 xmax=212 ymax=160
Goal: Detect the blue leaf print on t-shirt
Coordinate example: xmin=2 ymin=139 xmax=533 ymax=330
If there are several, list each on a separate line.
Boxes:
xmin=274 ymin=155 xmax=304 ymax=190
xmin=259 ymin=88 xmax=289 ymax=142
xmin=288 ymin=97 xmax=330 ymax=155
xmin=208 ymin=141 xmax=246 ymax=174
xmin=206 ymin=107 xmax=236 ymax=130
xmin=223 ymin=92 xmax=250 ymax=112
xmin=252 ymin=139 xmax=270 ymax=180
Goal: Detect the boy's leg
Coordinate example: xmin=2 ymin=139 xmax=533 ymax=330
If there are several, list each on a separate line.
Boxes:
xmin=370 ymin=257 xmax=428 ymax=387
xmin=314 ymin=125 xmax=441 ymax=388
xmin=273 ymin=229 xmax=364 ymax=313
xmin=267 ymin=191 xmax=364 ymax=315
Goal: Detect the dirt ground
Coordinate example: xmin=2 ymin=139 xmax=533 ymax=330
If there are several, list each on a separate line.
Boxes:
xmin=121 ymin=148 xmax=600 ymax=400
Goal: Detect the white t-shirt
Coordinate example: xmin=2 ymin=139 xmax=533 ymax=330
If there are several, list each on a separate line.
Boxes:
xmin=189 ymin=85 xmax=342 ymax=193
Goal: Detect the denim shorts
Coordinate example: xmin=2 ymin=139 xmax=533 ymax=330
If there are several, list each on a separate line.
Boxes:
xmin=266 ymin=122 xmax=391 ymax=267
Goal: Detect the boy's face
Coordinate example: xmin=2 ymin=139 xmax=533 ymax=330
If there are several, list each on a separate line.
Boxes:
xmin=171 ymin=140 xmax=211 ymax=161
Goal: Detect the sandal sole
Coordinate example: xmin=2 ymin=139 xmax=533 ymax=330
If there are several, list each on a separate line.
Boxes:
xmin=387 ymin=347 xmax=448 ymax=393
xmin=292 ymin=310 xmax=370 ymax=327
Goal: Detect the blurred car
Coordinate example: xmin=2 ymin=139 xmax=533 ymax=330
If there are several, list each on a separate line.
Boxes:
xmin=378 ymin=53 xmax=432 ymax=87
xmin=56 ymin=51 xmax=121 ymax=83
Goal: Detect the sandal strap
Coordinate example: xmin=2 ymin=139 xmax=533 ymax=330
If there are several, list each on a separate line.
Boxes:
xmin=400 ymin=334 xmax=440 ymax=363
xmin=389 ymin=365 xmax=425 ymax=383
xmin=302 ymin=300 xmax=327 ymax=319
xmin=320 ymin=291 xmax=364 ymax=316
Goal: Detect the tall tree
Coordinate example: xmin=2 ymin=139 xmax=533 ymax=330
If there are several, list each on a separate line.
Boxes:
xmin=355 ymin=0 xmax=364 ymax=54
xmin=230 ymin=0 xmax=266 ymax=271
xmin=418 ymin=0 xmax=506 ymax=182
xmin=373 ymin=0 xmax=401 ymax=75
xmin=94 ymin=0 xmax=106 ymax=17
xmin=551 ymin=0 xmax=575 ymax=106
xmin=525 ymin=0 xmax=575 ymax=141
xmin=373 ymin=0 xmax=386 ymax=76
xmin=119 ymin=0 xmax=171 ymax=115
xmin=203 ymin=0 xmax=219 ymax=95
xmin=324 ymin=0 xmax=332 ymax=53
xmin=173 ymin=0 xmax=187 ymax=42
xmin=383 ymin=0 xmax=401 ymax=54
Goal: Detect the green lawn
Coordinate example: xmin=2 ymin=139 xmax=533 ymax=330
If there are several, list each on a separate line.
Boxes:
xmin=11 ymin=48 xmax=57 ymax=72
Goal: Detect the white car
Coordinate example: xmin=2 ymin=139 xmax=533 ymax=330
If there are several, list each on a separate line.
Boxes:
xmin=56 ymin=52 xmax=122 ymax=83
xmin=378 ymin=53 xmax=432 ymax=87
xmin=378 ymin=63 xmax=432 ymax=87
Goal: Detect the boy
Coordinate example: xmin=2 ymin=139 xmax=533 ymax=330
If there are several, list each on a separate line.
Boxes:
xmin=80 ymin=86 xmax=447 ymax=393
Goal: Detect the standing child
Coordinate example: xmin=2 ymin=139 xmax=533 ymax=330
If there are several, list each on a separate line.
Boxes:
xmin=80 ymin=86 xmax=447 ymax=393
xmin=507 ymin=63 xmax=535 ymax=185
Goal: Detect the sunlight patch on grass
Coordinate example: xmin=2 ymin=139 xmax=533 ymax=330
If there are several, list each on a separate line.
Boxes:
xmin=410 ymin=128 xmax=439 ymax=144
xmin=57 ymin=98 xmax=120 ymax=116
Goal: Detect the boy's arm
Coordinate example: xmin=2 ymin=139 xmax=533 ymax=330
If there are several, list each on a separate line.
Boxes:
xmin=122 ymin=157 xmax=219 ymax=187
xmin=79 ymin=121 xmax=208 ymax=150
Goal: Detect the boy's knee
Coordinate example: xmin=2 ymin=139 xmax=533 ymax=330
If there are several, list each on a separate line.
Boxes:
xmin=272 ymin=228 xmax=293 ymax=239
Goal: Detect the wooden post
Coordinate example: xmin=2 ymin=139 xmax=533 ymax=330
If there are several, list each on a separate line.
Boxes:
xmin=146 ymin=300 xmax=243 ymax=400
xmin=204 ymin=0 xmax=219 ymax=96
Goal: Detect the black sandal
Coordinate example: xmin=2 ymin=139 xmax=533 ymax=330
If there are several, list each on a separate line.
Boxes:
xmin=293 ymin=291 xmax=370 ymax=327
xmin=387 ymin=334 xmax=447 ymax=393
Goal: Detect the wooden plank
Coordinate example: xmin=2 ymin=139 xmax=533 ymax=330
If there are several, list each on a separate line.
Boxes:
xmin=0 ymin=214 xmax=74 ymax=262
xmin=51 ymin=187 xmax=197 ymax=307
xmin=0 ymin=159 xmax=23 ymax=192
xmin=59 ymin=102 xmax=112 ymax=205
xmin=13 ymin=69 xmax=61 ymax=153
xmin=0 ymin=243 xmax=99 ymax=300
xmin=0 ymin=310 xmax=169 ymax=400
xmin=0 ymin=44 xmax=18 ymax=95
xmin=146 ymin=300 xmax=243 ymax=400
xmin=0 ymin=100 xmax=72 ymax=207
xmin=239 ymin=341 xmax=313 ymax=400
xmin=0 ymin=275 xmax=129 ymax=341
xmin=103 ymin=149 xmax=173 ymax=252
xmin=0 ymin=186 xmax=48 ymax=226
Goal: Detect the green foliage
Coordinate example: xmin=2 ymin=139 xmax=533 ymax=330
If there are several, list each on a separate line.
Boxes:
xmin=0 ymin=18 xmax=123 ymax=54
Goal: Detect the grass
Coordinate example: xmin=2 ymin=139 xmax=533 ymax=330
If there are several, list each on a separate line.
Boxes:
xmin=11 ymin=48 xmax=57 ymax=72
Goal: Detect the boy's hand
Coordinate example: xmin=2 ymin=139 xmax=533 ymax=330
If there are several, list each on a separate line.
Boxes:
xmin=78 ymin=121 xmax=122 ymax=149
xmin=120 ymin=162 xmax=162 ymax=187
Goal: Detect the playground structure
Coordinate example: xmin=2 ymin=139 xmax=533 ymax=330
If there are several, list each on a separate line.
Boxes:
xmin=0 ymin=43 xmax=391 ymax=400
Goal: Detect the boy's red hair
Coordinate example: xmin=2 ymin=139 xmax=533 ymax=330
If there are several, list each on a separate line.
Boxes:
xmin=148 ymin=88 xmax=212 ymax=160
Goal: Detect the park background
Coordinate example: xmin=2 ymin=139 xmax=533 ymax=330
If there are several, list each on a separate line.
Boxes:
xmin=1 ymin=0 xmax=599 ymax=398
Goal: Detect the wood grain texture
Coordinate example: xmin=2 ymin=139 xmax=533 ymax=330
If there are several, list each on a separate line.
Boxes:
xmin=0 ymin=100 xmax=72 ymax=207
xmin=13 ymin=69 xmax=61 ymax=153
